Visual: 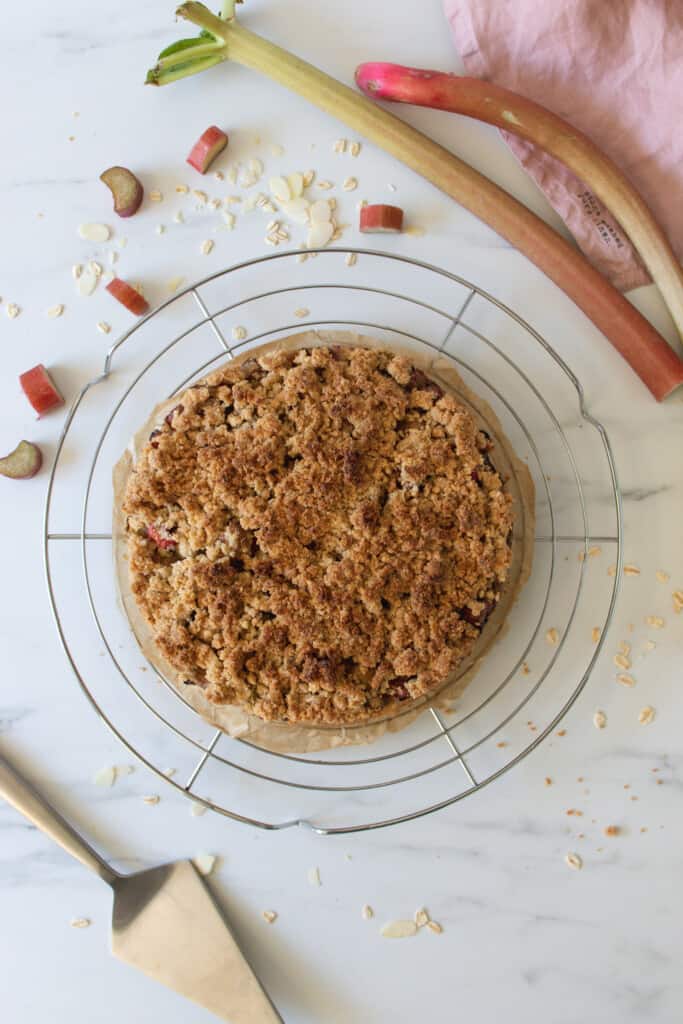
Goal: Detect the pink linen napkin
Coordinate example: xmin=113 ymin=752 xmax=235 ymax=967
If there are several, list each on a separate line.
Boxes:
xmin=444 ymin=0 xmax=683 ymax=291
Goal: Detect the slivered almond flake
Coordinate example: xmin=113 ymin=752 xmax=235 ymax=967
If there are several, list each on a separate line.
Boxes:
xmin=565 ymin=852 xmax=583 ymax=870
xmin=645 ymin=615 xmax=665 ymax=629
xmin=93 ymin=766 xmax=116 ymax=787
xmin=380 ymin=920 xmax=418 ymax=939
xmin=149 ymin=190 xmax=163 ymax=202
xmin=142 ymin=794 xmax=160 ymax=805
xmin=70 ymin=918 xmax=91 ymax=929
xmin=96 ymin=321 xmax=111 ymax=335
xmin=638 ymin=706 xmax=655 ymax=725
xmin=593 ymin=710 xmax=607 ymax=729
xmin=307 ymin=866 xmax=321 ymax=887
xmin=294 ymin=307 xmax=310 ymax=318
xmin=200 ymin=239 xmax=214 ymax=255
xmin=414 ymin=908 xmax=429 ymax=928
xmin=47 ymin=304 xmax=64 ymax=318
xmin=427 ymin=920 xmax=443 ymax=934
xmin=262 ymin=910 xmax=277 ymax=924
xmin=591 ymin=626 xmax=601 ymax=644
xmin=350 ymin=141 xmax=361 ymax=157
xmin=656 ymin=570 xmax=670 ymax=583
xmin=614 ymin=654 xmax=631 ymax=670
xmin=361 ymin=905 xmax=374 ymax=920
xmin=616 ymin=673 xmax=635 ymax=687
xmin=345 ymin=252 xmax=358 ymax=267
xmin=545 ymin=627 xmax=560 ymax=645
xmin=232 ymin=325 xmax=247 ymax=341
xmin=78 ymin=222 xmax=110 ymax=242
xmin=342 ymin=176 xmax=358 ymax=191
xmin=192 ymin=853 xmax=217 ymax=877
xmin=624 ymin=564 xmax=641 ymax=576
xmin=316 ymin=179 xmax=334 ymax=190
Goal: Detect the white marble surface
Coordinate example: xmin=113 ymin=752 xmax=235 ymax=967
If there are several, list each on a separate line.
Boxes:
xmin=2 ymin=1 xmax=683 ymax=1021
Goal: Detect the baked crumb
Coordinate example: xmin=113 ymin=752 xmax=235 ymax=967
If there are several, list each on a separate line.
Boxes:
xmin=123 ymin=346 xmax=514 ymax=726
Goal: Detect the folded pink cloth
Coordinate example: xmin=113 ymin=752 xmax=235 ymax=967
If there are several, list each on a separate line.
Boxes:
xmin=444 ymin=0 xmax=683 ymax=291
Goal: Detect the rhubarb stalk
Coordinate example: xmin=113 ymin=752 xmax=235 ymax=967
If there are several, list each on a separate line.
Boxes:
xmin=145 ymin=2 xmax=683 ymax=400
xmin=355 ymin=62 xmax=683 ymax=350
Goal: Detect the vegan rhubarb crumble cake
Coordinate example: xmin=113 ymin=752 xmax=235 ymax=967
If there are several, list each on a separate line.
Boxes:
xmin=122 ymin=344 xmax=514 ymax=726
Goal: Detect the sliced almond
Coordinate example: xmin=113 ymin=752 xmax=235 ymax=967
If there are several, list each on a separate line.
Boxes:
xmin=345 ymin=252 xmax=358 ymax=267
xmin=287 ymin=172 xmax=304 ymax=198
xmin=623 ymin=564 xmax=641 ymax=577
xmin=78 ymin=269 xmax=98 ymax=297
xmin=380 ymin=920 xmax=418 ymax=939
xmin=593 ymin=710 xmax=607 ymax=730
xmin=93 ymin=766 xmax=116 ymax=787
xmin=192 ymin=853 xmax=217 ymax=877
xmin=190 ymin=801 xmax=208 ymax=817
xmin=333 ymin=138 xmax=348 ymax=153
xmin=192 ymin=189 xmax=208 ymax=204
xmin=269 ymin=176 xmax=291 ymax=203
xmin=350 ymin=141 xmax=361 ymax=157
xmin=167 ymin=276 xmax=185 ymax=294
xmin=672 ymin=590 xmax=683 ymax=613
xmin=232 ymin=325 xmax=247 ymax=342
xmin=414 ymin=908 xmax=429 ymax=928
xmin=638 ymin=706 xmax=655 ymax=725
xmin=342 ymin=177 xmax=358 ymax=191
xmin=96 ymin=321 xmax=111 ymax=335
xmin=248 ymin=157 xmax=264 ymax=178
xmin=309 ymin=199 xmax=333 ymax=225
xmin=426 ymin=920 xmax=443 ymax=934
xmin=306 ymin=221 xmax=335 ymax=249
xmin=565 ymin=852 xmax=583 ymax=870
xmin=200 ymin=239 xmax=214 ymax=256
xmin=282 ymin=198 xmax=311 ymax=224
xmin=176 ymin=184 xmax=189 ymax=194
xmin=614 ymin=653 xmax=631 ymax=670
xmin=607 ymin=564 xmax=617 ymax=576
xmin=302 ymin=169 xmax=315 ymax=188
xmin=47 ymin=304 xmax=64 ymax=319
xmin=307 ymin=866 xmax=321 ymax=887
xmin=78 ymin=222 xmax=110 ymax=242
xmin=361 ymin=905 xmax=374 ymax=920
xmin=142 ymin=794 xmax=160 ymax=805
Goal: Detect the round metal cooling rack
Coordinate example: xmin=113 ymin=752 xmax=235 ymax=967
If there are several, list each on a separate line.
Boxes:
xmin=44 ymin=248 xmax=622 ymax=834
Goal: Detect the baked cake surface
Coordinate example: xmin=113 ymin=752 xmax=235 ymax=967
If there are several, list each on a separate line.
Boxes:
xmin=122 ymin=345 xmax=513 ymax=725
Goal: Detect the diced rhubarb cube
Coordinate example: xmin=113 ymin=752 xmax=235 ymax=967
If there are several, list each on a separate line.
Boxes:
xmin=19 ymin=364 xmax=64 ymax=417
xmin=186 ymin=126 xmax=229 ymax=174
xmin=359 ymin=204 xmax=404 ymax=233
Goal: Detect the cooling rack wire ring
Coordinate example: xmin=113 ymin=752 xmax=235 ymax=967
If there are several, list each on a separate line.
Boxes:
xmin=43 ymin=247 xmax=623 ymax=834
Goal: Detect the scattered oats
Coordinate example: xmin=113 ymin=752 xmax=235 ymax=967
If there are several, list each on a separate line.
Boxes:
xmin=307 ymin=221 xmax=335 ymax=248
xmin=209 ymin=198 xmax=222 ymax=211
xmin=192 ymin=853 xmax=217 ymax=877
xmin=173 ymin=210 xmax=185 ymax=225
xmin=308 ymin=866 xmax=321 ymax=887
xmin=614 ymin=653 xmax=631 ymax=670
xmin=328 ymin=198 xmax=337 ymax=212
xmin=190 ymin=801 xmax=208 ymax=817
xmin=593 ymin=710 xmax=607 ymax=730
xmin=262 ymin=200 xmax=278 ymax=214
xmin=78 ymin=222 xmax=110 ymax=242
xmin=404 ymin=225 xmax=426 ymax=237
xmin=287 ymin=172 xmax=304 ymax=198
xmin=6 ymin=303 xmax=20 ymax=319
xmin=603 ymin=825 xmax=620 ymax=837
xmin=380 ymin=920 xmax=418 ymax=939
xmin=623 ymin=564 xmax=640 ymax=577
xmin=294 ymin=307 xmax=310 ymax=318
xmin=638 ymin=706 xmax=655 ymax=725
xmin=591 ymin=626 xmax=601 ymax=644
xmin=544 ymin=777 xmax=553 ymax=786
xmin=256 ymin=193 xmax=270 ymax=208
xmin=156 ymin=224 xmax=166 ymax=234
xmin=333 ymin=138 xmax=348 ymax=153
xmin=88 ymin=260 xmax=103 ymax=278
xmin=616 ymin=673 xmax=635 ymax=687
xmin=270 ymin=143 xmax=284 ymax=157
xmin=167 ymin=276 xmax=184 ymax=293
xmin=607 ymin=564 xmax=616 ymax=576
xmin=672 ymin=590 xmax=683 ymax=613
xmin=149 ymin=190 xmax=163 ymax=202
xmin=269 ymin=176 xmax=291 ymax=203
xmin=47 ymin=304 xmax=64 ymax=319
xmin=645 ymin=615 xmax=665 ymax=629
xmin=70 ymin=918 xmax=91 ymax=929
xmin=643 ymin=640 xmax=656 ymax=651
xmin=262 ymin=910 xmax=277 ymax=924
xmin=556 ymin=729 xmax=566 ymax=736
xmin=249 ymin=158 xmax=264 ymax=178
xmin=265 ymin=236 xmax=278 ymax=247
xmin=275 ymin=228 xmax=290 ymax=241
xmin=350 ymin=141 xmax=361 ymax=157
xmin=232 ymin=325 xmax=247 ymax=341
xmin=331 ymin=228 xmax=344 ymax=242
xmin=342 ymin=176 xmax=358 ymax=191
xmin=656 ymin=570 xmax=670 ymax=583
xmin=96 ymin=321 xmax=111 ymax=335
xmin=176 ymin=184 xmax=189 ymax=194
xmin=361 ymin=905 xmax=374 ymax=920
xmin=316 ymin=180 xmax=333 ymax=190
xmin=192 ymin=189 xmax=208 ymax=204
xmin=618 ymin=641 xmax=631 ymax=656
xmin=213 ymin=170 xmax=224 ymax=181
xmin=427 ymin=920 xmax=443 ymax=934
xmin=93 ymin=766 xmax=116 ymax=787
xmin=587 ymin=545 xmax=601 ymax=558
xmin=496 ymin=741 xmax=508 ymax=749
xmin=387 ymin=183 xmax=397 ymax=192
xmin=223 ymin=211 xmax=235 ymax=230
xmin=565 ymin=852 xmax=583 ymax=871
xmin=345 ymin=252 xmax=358 ymax=267
xmin=545 ymin=627 xmax=560 ymax=645
xmin=296 ymin=253 xmax=308 ymax=263
xmin=72 ymin=264 xmax=83 ymax=280
xmin=640 ymin=827 xmax=648 ymax=833
xmin=163 ymin=768 xmax=176 ymax=778
xmin=227 ymin=164 xmax=239 ymax=184
xmin=302 ymin=169 xmax=315 ymax=188
xmin=414 ymin=908 xmax=429 ymax=928
xmin=522 ymin=662 xmax=531 ymax=675
xmin=108 ymin=250 xmax=118 ymax=264
xmin=142 ymin=794 xmax=160 ymax=805
xmin=201 ymin=239 xmax=214 ymax=256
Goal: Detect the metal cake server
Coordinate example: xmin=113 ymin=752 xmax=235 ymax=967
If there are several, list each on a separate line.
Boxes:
xmin=0 ymin=753 xmax=283 ymax=1023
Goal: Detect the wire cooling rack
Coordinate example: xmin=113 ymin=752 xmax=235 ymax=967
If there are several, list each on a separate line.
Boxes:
xmin=44 ymin=248 xmax=622 ymax=834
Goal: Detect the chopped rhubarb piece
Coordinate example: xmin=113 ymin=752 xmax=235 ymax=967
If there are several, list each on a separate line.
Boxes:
xmin=106 ymin=277 xmax=149 ymax=316
xmin=19 ymin=364 xmax=64 ymax=417
xmin=186 ymin=126 xmax=229 ymax=174
xmin=100 ymin=166 xmax=144 ymax=218
xmin=359 ymin=204 xmax=404 ymax=233
xmin=147 ymin=524 xmax=177 ymax=549
xmin=0 ymin=440 xmax=43 ymax=479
